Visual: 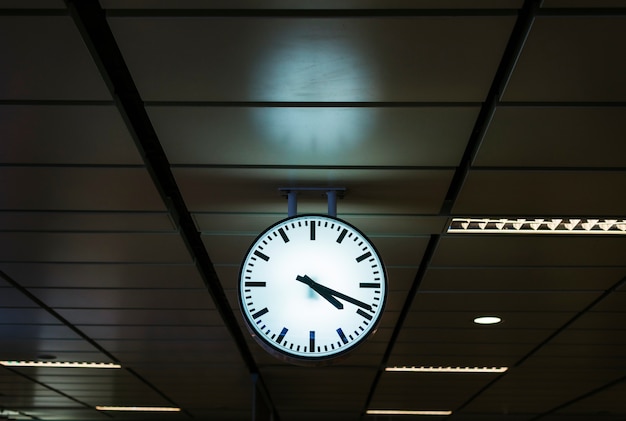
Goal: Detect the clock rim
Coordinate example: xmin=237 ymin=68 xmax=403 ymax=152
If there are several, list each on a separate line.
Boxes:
xmin=237 ymin=213 xmax=388 ymax=366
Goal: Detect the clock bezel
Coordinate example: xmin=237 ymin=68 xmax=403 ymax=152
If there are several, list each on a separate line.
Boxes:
xmin=237 ymin=213 xmax=388 ymax=366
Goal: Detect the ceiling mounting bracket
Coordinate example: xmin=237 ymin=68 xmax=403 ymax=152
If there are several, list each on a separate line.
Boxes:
xmin=278 ymin=187 xmax=346 ymax=218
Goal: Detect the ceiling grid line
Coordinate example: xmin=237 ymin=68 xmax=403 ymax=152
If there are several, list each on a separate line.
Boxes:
xmin=441 ymin=0 xmax=542 ymax=217
xmin=513 ymin=275 xmax=626 ymax=367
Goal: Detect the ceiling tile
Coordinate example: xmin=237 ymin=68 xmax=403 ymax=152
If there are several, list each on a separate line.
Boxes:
xmin=452 ymin=169 xmax=626 ymax=216
xmin=56 ymin=309 xmax=223 ymax=326
xmin=371 ymin=370 xmax=492 ymax=410
xmin=475 ymin=106 xmax=626 ymax=167
xmin=420 ymin=267 xmax=624 ymax=291
xmin=150 ymin=106 xmax=478 ymax=166
xmin=0 ymin=211 xmax=174 ymax=232
xmin=0 ymin=263 xmax=204 ymax=288
xmin=102 ymin=0 xmax=523 ymax=9
xmin=28 ymin=288 xmax=214 ymax=309
xmin=463 ymin=367 xmax=622 ymax=415
xmin=0 ymin=105 xmax=142 ymax=165
xmin=410 ymin=291 xmax=601 ymax=312
xmin=0 ymin=167 xmax=166 ymax=211
xmin=0 ymin=16 xmax=110 ymax=100
xmin=432 ymin=236 xmax=626 ymax=267
xmin=502 ymin=16 xmax=626 ymax=101
xmin=174 ymin=167 xmax=454 ymax=214
xmin=542 ymin=0 xmax=626 ymax=7
xmin=0 ymin=233 xmax=192 ymax=263
xmin=110 ymin=16 xmax=513 ymax=101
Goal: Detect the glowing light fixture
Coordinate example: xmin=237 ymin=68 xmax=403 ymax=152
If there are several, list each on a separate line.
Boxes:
xmin=96 ymin=406 xmax=180 ymax=412
xmin=448 ymin=218 xmax=626 ymax=234
xmin=366 ymin=409 xmax=452 ymax=416
xmin=0 ymin=361 xmax=121 ymax=369
xmin=386 ymin=366 xmax=508 ymax=373
xmin=474 ymin=316 xmax=502 ymax=325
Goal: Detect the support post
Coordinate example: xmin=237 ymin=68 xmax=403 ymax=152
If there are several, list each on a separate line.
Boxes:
xmin=326 ymin=190 xmax=337 ymax=217
xmin=287 ymin=191 xmax=297 ymax=217
xmin=279 ymin=187 xmax=345 ymax=217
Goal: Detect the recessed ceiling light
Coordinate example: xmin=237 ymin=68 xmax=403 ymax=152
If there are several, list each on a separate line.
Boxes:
xmin=366 ymin=409 xmax=452 ymax=416
xmin=0 ymin=361 xmax=121 ymax=369
xmin=386 ymin=366 xmax=508 ymax=373
xmin=96 ymin=406 xmax=181 ymax=412
xmin=474 ymin=316 xmax=502 ymax=325
xmin=447 ymin=218 xmax=626 ymax=234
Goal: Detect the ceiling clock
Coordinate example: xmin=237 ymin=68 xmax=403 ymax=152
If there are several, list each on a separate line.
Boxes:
xmin=238 ymin=214 xmax=387 ymax=365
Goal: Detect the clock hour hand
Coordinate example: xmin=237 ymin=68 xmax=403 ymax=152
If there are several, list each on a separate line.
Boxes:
xmin=296 ymin=275 xmax=344 ymax=309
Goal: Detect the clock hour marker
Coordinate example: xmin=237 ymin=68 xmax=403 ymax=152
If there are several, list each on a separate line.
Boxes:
xmin=337 ymin=328 xmax=348 ymax=345
xmin=252 ymin=307 xmax=269 ymax=319
xmin=360 ymin=282 xmax=380 ymax=288
xmin=309 ymin=331 xmax=315 ymax=352
xmin=357 ymin=308 xmax=373 ymax=321
xmin=356 ymin=251 xmax=372 ymax=262
xmin=245 ymin=281 xmax=266 ymax=287
xmin=278 ymin=228 xmax=289 ymax=243
xmin=336 ymin=228 xmax=348 ymax=244
xmin=310 ymin=222 xmax=316 ymax=240
xmin=254 ymin=250 xmax=270 ymax=261
xmin=277 ymin=327 xmax=288 ymax=344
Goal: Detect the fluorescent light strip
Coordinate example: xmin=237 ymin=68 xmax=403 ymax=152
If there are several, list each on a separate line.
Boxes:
xmin=386 ymin=366 xmax=508 ymax=373
xmin=448 ymin=218 xmax=626 ymax=234
xmin=0 ymin=361 xmax=121 ymax=369
xmin=367 ymin=409 xmax=452 ymax=416
xmin=96 ymin=406 xmax=180 ymax=412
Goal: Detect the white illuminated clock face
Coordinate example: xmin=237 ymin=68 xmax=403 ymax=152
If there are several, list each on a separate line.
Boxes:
xmin=238 ymin=214 xmax=387 ymax=365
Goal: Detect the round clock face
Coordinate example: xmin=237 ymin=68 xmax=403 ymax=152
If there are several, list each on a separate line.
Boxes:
xmin=238 ymin=214 xmax=387 ymax=365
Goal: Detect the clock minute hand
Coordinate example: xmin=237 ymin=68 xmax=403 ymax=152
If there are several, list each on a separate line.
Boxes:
xmin=314 ymin=283 xmax=372 ymax=311
xmin=296 ymin=275 xmax=372 ymax=311
xmin=296 ymin=275 xmax=344 ymax=309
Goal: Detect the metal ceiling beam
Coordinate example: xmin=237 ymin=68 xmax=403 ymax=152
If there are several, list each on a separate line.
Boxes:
xmin=63 ymin=1 xmax=278 ymax=419
xmin=362 ymin=0 xmax=544 ymax=416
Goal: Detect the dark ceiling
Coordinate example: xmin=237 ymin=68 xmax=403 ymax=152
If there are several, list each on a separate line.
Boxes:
xmin=1 ymin=0 xmax=626 ymax=420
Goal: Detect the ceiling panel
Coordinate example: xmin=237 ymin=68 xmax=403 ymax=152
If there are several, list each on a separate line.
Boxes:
xmin=102 ymin=0 xmax=524 ymax=9
xmin=402 ymin=311 xmax=576 ymax=329
xmin=194 ymin=213 xmax=448 ymax=235
xmin=463 ymin=367 xmax=623 ymax=415
xmin=452 ymin=170 xmax=626 ymax=216
xmin=174 ymin=167 xmax=454 ymax=214
xmin=433 ymin=236 xmax=626 ymax=267
xmin=0 ymin=211 xmax=173 ymax=232
xmin=27 ymin=288 xmax=213 ymax=309
xmin=371 ymin=371 xmax=493 ymax=410
xmin=420 ymin=267 xmax=624 ymax=291
xmin=410 ymin=291 xmax=601 ymax=312
xmin=475 ymin=106 xmax=626 ymax=168
xmin=502 ymin=16 xmax=626 ymax=102
xmin=0 ymin=16 xmax=110 ymax=100
xmin=0 ymin=105 xmax=142 ymax=165
xmin=0 ymin=167 xmax=166 ymax=211
xmin=150 ymin=106 xmax=478 ymax=166
xmin=0 ymin=263 xmax=204 ymax=288
xmin=0 ymin=233 xmax=192 ymax=263
xmin=555 ymin=381 xmax=626 ymax=416
xmin=56 ymin=309 xmax=223 ymax=326
xmin=543 ymin=0 xmax=626 ymax=6
xmin=110 ymin=16 xmax=514 ymax=102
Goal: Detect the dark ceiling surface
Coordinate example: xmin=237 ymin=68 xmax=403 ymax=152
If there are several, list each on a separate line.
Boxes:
xmin=1 ymin=0 xmax=626 ymax=420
